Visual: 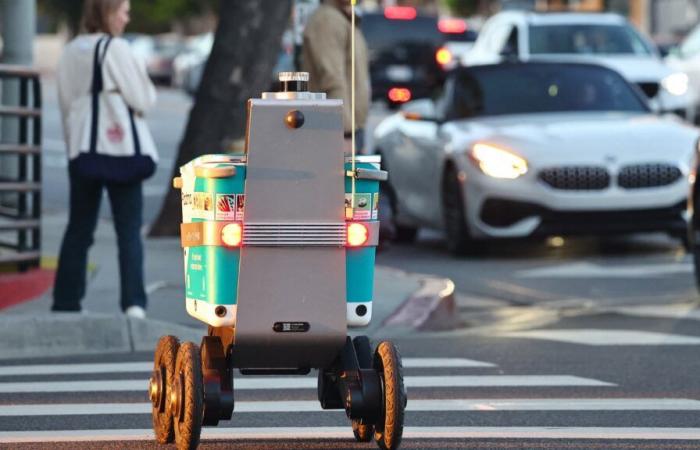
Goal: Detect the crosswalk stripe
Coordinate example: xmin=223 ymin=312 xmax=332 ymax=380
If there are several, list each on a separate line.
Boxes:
xmin=611 ymin=304 xmax=700 ymax=322
xmin=516 ymin=262 xmax=693 ymax=279
xmin=0 ymin=357 xmax=495 ymax=376
xmin=0 ymin=375 xmax=613 ymax=393
xmin=2 ymin=426 xmax=700 ymax=443
xmin=1 ymin=398 xmax=697 ymax=416
xmin=499 ymin=329 xmax=700 ymax=346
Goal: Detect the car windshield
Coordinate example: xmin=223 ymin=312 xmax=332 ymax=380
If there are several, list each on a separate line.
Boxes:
xmin=361 ymin=13 xmax=443 ymax=64
xmin=529 ymin=24 xmax=653 ymax=55
xmin=449 ymin=64 xmax=648 ymax=119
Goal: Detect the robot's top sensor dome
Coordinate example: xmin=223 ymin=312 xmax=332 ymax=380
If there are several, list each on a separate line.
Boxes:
xmin=278 ymin=72 xmax=309 ymax=93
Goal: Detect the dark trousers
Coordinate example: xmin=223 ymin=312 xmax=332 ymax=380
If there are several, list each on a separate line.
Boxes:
xmin=52 ymin=173 xmax=147 ymax=312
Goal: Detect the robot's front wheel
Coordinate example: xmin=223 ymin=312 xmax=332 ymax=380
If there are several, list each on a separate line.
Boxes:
xmin=373 ymin=341 xmax=406 ymax=450
xmin=150 ymin=335 xmax=180 ymax=444
xmin=171 ymin=342 xmax=204 ymax=450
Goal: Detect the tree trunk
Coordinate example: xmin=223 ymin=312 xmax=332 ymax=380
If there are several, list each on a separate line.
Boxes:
xmin=149 ymin=0 xmax=292 ymax=236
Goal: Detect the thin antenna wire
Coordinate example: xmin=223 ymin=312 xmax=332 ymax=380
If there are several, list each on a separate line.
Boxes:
xmin=350 ymin=0 xmax=357 ymax=211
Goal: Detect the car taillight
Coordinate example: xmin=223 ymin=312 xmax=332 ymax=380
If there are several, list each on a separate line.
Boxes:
xmin=384 ymin=6 xmax=417 ymax=20
xmin=436 ymin=47 xmax=453 ymax=67
xmin=388 ymin=87 xmax=412 ymax=103
xmin=347 ymin=222 xmax=369 ymax=247
xmin=438 ymin=18 xmax=467 ymax=34
xmin=221 ymin=223 xmax=243 ymax=247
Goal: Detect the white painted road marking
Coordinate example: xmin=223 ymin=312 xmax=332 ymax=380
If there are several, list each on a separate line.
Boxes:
xmin=0 ymin=357 xmax=495 ymax=376
xmin=611 ymin=304 xmax=700 ymax=321
xmin=0 ymin=375 xmax=613 ymax=393
xmin=2 ymin=398 xmax=697 ymax=416
xmin=2 ymin=426 xmax=700 ymax=443
xmin=499 ymin=329 xmax=700 ymax=346
xmin=516 ymin=262 xmax=692 ymax=279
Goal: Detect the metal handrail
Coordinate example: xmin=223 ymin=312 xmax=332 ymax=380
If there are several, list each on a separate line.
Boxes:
xmin=0 ymin=64 xmax=42 ymax=270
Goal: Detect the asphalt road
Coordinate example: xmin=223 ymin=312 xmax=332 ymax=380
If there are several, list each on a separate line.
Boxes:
xmin=28 ymin=82 xmax=700 ymax=448
xmin=3 ymin=322 xmax=700 ymax=449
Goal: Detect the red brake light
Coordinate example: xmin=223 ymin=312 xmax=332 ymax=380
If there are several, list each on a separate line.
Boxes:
xmin=384 ymin=6 xmax=417 ymax=20
xmin=221 ymin=223 xmax=243 ymax=247
xmin=436 ymin=47 xmax=453 ymax=67
xmin=347 ymin=223 xmax=369 ymax=247
xmin=388 ymin=87 xmax=412 ymax=103
xmin=438 ymin=18 xmax=467 ymax=34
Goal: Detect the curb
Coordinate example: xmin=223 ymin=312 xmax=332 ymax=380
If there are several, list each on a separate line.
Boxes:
xmin=382 ymin=276 xmax=460 ymax=332
xmin=0 ymin=313 xmax=202 ymax=361
xmin=0 ymin=272 xmax=459 ymax=360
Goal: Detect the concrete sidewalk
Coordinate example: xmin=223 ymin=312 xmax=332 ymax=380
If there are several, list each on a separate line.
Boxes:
xmin=0 ymin=212 xmax=456 ymax=360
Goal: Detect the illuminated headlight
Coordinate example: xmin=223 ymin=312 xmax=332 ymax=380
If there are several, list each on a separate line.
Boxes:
xmin=470 ymin=143 xmax=528 ymax=179
xmin=662 ymin=73 xmax=689 ymax=96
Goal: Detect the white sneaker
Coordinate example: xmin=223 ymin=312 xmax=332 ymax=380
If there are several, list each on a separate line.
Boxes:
xmin=125 ymin=305 xmax=146 ymax=319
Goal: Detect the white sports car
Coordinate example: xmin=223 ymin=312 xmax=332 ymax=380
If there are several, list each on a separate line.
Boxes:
xmin=374 ymin=62 xmax=699 ymax=255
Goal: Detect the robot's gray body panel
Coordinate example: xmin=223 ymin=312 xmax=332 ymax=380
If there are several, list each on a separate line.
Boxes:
xmin=233 ymin=98 xmax=347 ymax=369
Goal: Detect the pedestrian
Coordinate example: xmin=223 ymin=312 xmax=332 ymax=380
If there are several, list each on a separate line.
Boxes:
xmin=52 ymin=0 xmax=157 ymax=318
xmin=301 ymin=0 xmax=370 ymax=154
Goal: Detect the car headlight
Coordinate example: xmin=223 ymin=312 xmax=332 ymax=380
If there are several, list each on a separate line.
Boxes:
xmin=662 ymin=72 xmax=689 ymax=96
xmin=470 ymin=143 xmax=528 ymax=179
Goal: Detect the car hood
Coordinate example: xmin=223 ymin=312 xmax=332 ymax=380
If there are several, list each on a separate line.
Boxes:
xmin=527 ymin=54 xmax=674 ymax=82
xmin=450 ymin=112 xmax=698 ymax=166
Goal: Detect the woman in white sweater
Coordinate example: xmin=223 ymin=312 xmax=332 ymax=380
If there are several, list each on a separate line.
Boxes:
xmin=53 ymin=0 xmax=157 ymax=318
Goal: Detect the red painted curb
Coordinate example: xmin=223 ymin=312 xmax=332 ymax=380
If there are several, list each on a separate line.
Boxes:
xmin=0 ymin=269 xmax=55 ymax=310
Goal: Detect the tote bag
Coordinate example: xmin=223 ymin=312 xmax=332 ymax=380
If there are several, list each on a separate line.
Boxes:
xmin=69 ymin=35 xmax=156 ymax=184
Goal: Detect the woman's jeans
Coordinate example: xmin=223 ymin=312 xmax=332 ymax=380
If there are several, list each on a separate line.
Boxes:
xmin=52 ymin=173 xmax=147 ymax=312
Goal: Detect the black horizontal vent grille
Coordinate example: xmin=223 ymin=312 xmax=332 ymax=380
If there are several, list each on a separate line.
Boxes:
xmin=618 ymin=164 xmax=682 ymax=189
xmin=539 ymin=166 xmax=610 ymax=190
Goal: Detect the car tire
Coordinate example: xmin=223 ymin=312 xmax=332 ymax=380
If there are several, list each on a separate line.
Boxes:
xmin=442 ymin=167 xmax=483 ymax=256
xmin=690 ymin=226 xmax=700 ymax=292
xmin=380 ymin=182 xmax=418 ymax=244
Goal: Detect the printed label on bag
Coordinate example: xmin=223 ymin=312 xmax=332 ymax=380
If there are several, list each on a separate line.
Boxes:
xmin=106 ymin=123 xmax=124 ymax=143
xmin=216 ymin=194 xmax=237 ymax=220
xmin=236 ymin=194 xmax=245 ymax=221
xmin=345 ymin=193 xmax=371 ymax=220
xmin=372 ymin=193 xmax=379 ymax=220
xmin=182 ymin=193 xmax=193 ymax=207
xmin=192 ymin=192 xmax=214 ymax=220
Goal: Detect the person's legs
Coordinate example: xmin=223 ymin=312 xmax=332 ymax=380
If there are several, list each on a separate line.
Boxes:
xmin=107 ymin=181 xmax=147 ymax=312
xmin=52 ymin=174 xmax=103 ymax=311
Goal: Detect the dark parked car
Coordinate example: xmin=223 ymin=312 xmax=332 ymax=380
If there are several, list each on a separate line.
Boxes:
xmin=361 ymin=7 xmax=448 ymax=107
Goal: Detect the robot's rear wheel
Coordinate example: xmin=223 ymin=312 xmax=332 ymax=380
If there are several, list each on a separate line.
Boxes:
xmin=150 ymin=335 xmax=180 ymax=444
xmin=172 ymin=342 xmax=204 ymax=450
xmin=352 ymin=419 xmax=374 ymax=442
xmin=373 ymin=341 xmax=406 ymax=450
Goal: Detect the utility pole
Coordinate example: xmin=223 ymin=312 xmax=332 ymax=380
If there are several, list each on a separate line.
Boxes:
xmin=0 ymin=0 xmax=36 ymax=196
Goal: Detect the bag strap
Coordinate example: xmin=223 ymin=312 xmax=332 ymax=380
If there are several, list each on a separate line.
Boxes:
xmin=88 ymin=35 xmax=112 ymax=154
xmin=88 ymin=35 xmax=144 ymax=158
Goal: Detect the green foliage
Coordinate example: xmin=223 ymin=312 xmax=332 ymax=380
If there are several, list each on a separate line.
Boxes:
xmin=38 ymin=0 xmax=218 ymax=35
xmin=443 ymin=0 xmax=480 ymax=17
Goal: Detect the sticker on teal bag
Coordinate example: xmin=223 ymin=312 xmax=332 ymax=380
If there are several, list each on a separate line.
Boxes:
xmin=216 ymin=194 xmax=236 ymax=220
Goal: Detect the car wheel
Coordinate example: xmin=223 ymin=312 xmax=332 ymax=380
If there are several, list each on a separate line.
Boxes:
xmin=442 ymin=167 xmax=482 ymax=256
xmin=380 ymin=182 xmax=418 ymax=244
xmin=690 ymin=227 xmax=700 ymax=292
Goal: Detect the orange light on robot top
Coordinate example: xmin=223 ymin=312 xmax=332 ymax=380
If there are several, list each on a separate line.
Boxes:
xmin=388 ymin=87 xmax=412 ymax=103
xmin=347 ymin=223 xmax=369 ymax=247
xmin=221 ymin=223 xmax=243 ymax=247
xmin=436 ymin=47 xmax=453 ymax=67
xmin=384 ymin=6 xmax=417 ymax=20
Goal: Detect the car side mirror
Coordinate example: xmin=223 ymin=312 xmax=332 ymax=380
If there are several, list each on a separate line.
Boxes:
xmin=400 ymin=99 xmax=441 ymax=123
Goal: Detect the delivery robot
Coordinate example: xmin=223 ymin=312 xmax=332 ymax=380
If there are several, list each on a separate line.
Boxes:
xmin=148 ymin=72 xmax=406 ymax=450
